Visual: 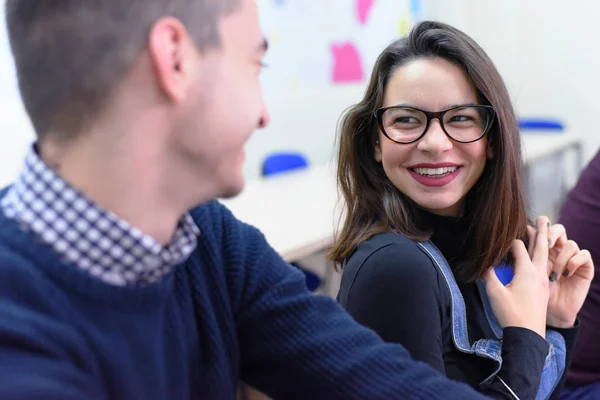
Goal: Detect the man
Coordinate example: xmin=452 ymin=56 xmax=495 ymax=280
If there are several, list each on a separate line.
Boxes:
xmin=0 ymin=0 xmax=543 ymax=398
xmin=559 ymin=151 xmax=600 ymax=399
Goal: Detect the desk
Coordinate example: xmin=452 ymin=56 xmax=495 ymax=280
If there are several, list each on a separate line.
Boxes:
xmin=220 ymin=163 xmax=340 ymax=262
xmin=520 ymin=133 xmax=582 ymax=168
xmin=221 ymin=133 xmax=582 ymax=262
xmin=521 ymin=133 xmax=583 ymax=222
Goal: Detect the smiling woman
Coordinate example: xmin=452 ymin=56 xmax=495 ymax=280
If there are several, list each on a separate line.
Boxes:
xmin=329 ymin=20 xmax=587 ymax=399
xmin=373 ymin=59 xmax=493 ymax=217
xmin=329 ymin=23 xmax=524 ymax=281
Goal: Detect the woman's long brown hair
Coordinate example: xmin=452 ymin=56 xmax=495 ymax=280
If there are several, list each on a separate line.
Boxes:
xmin=328 ymin=21 xmax=528 ymax=281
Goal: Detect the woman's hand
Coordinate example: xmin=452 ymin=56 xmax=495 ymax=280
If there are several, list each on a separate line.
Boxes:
xmin=527 ymin=223 xmax=595 ymax=328
xmin=483 ymin=216 xmax=550 ymax=338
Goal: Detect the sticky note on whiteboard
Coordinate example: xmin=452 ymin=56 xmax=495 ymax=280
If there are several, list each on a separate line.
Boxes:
xmin=399 ymin=15 xmax=410 ymax=35
xmin=331 ymin=42 xmax=364 ymax=84
xmin=356 ymin=0 xmax=375 ymax=25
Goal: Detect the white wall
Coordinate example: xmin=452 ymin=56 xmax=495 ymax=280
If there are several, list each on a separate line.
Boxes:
xmin=2 ymin=1 xmax=600 ymax=187
xmin=0 ymin=1 xmax=383 ymax=184
xmin=242 ymin=84 xmax=364 ymax=178
xmin=240 ymin=0 xmax=600 ymax=177
xmin=425 ymin=0 xmax=600 ymax=166
xmin=0 ymin=5 xmax=35 ymax=187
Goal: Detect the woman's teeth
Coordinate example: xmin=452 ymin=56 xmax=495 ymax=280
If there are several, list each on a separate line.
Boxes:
xmin=412 ymin=166 xmax=458 ymax=177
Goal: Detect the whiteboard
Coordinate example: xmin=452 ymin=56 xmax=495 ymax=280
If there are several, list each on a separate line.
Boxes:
xmin=0 ymin=0 xmax=424 ymax=107
xmin=258 ymin=0 xmax=422 ymax=90
xmin=0 ymin=1 xmax=425 ymax=185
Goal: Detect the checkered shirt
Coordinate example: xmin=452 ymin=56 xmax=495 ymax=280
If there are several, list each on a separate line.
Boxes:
xmin=1 ymin=146 xmax=200 ymax=286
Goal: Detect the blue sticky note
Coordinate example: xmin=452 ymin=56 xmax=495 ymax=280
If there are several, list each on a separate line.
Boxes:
xmin=410 ymin=0 xmax=422 ymax=19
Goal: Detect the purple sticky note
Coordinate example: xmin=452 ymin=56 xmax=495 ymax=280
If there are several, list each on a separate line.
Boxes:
xmin=331 ymin=42 xmax=364 ymax=84
xmin=356 ymin=0 xmax=375 ymax=25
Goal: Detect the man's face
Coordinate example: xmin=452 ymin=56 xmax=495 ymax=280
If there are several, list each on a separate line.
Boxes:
xmin=173 ymin=0 xmax=269 ymax=201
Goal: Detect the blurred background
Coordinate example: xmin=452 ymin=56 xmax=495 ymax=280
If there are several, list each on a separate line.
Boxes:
xmin=1 ymin=0 xmax=598 ymax=184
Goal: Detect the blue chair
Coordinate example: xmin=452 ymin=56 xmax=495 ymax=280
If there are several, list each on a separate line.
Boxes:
xmin=262 ymin=152 xmax=308 ymax=177
xmin=518 ymin=118 xmax=565 ymax=132
xmin=261 ymin=152 xmax=321 ymax=292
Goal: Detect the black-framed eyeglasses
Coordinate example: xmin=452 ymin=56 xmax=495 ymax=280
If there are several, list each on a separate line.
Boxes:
xmin=374 ymin=104 xmax=496 ymax=144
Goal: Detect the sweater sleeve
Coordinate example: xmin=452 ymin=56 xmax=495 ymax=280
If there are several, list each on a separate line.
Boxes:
xmin=0 ymin=260 xmax=102 ymax=399
xmin=215 ymin=204 xmax=486 ymax=400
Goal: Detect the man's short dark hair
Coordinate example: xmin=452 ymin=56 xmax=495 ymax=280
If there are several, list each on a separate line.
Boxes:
xmin=5 ymin=0 xmax=240 ymax=141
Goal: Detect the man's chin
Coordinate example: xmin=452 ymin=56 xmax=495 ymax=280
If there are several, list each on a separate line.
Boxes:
xmin=219 ymin=179 xmax=246 ymax=199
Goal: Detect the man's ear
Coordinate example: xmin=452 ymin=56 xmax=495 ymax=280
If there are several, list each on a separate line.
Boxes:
xmin=374 ymin=139 xmax=382 ymax=162
xmin=148 ymin=17 xmax=194 ymax=103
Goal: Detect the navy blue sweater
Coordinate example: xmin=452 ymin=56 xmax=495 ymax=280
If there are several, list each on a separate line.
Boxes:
xmin=0 ymin=199 xmax=486 ymax=399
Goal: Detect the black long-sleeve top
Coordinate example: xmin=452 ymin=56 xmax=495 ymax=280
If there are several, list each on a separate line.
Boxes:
xmin=338 ymin=213 xmax=577 ymax=399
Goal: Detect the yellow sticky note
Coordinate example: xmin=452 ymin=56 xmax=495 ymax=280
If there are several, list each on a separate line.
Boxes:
xmin=399 ymin=15 xmax=410 ymax=36
xmin=270 ymin=32 xmax=281 ymax=45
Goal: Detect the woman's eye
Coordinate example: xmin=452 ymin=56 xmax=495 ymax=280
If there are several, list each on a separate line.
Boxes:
xmin=450 ymin=115 xmax=471 ymax=122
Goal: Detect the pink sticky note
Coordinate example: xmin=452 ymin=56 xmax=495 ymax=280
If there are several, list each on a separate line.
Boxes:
xmin=356 ymin=0 xmax=375 ymax=25
xmin=331 ymin=42 xmax=364 ymax=84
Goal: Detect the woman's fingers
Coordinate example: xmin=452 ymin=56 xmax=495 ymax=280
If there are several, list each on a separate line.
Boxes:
xmin=499 ymin=238 xmax=549 ymax=337
xmin=550 ymin=240 xmax=580 ymax=280
xmin=511 ymin=239 xmax=535 ymax=276
xmin=482 ymin=267 xmax=505 ymax=296
xmin=563 ymin=249 xmax=595 ymax=281
xmin=527 ymin=225 xmax=536 ymax=259
xmin=532 ymin=216 xmax=550 ymax=271
xmin=549 ymin=223 xmax=567 ymax=248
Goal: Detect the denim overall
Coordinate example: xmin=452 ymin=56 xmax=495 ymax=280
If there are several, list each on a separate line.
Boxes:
xmin=417 ymin=241 xmax=566 ymax=400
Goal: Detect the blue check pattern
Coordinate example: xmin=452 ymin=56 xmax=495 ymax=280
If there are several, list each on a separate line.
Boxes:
xmin=1 ymin=146 xmax=200 ymax=286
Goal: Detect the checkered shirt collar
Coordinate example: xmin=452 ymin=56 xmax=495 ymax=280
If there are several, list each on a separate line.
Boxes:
xmin=1 ymin=146 xmax=200 ymax=286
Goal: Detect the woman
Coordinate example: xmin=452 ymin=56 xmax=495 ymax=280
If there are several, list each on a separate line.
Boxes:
xmin=330 ymin=21 xmax=594 ymax=399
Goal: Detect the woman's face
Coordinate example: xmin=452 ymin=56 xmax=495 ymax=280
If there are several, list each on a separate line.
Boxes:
xmin=374 ymin=57 xmax=491 ymax=217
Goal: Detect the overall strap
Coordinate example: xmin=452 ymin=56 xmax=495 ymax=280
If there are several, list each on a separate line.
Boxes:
xmin=417 ymin=241 xmax=498 ymax=359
